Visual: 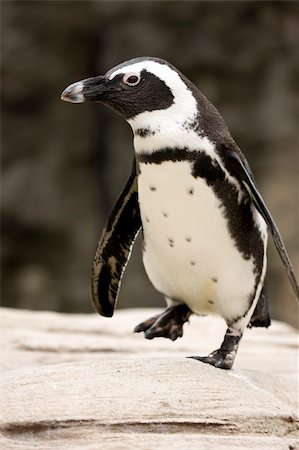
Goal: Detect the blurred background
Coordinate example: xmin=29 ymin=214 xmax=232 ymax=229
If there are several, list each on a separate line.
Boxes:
xmin=1 ymin=1 xmax=298 ymax=327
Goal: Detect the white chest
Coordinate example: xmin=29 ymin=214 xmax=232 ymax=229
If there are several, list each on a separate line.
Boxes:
xmin=137 ymin=160 xmax=257 ymax=320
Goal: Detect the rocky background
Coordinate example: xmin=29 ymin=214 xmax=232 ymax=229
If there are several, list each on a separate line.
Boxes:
xmin=1 ymin=1 xmax=298 ymax=326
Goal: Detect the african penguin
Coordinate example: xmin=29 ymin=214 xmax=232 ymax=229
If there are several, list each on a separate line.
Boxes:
xmin=61 ymin=57 xmax=299 ymax=370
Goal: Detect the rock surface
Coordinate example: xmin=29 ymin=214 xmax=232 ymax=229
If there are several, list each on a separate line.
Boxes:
xmin=0 ymin=307 xmax=298 ymax=449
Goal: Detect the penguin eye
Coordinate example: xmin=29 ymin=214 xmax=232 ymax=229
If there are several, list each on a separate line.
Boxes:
xmin=123 ymin=73 xmax=141 ymax=86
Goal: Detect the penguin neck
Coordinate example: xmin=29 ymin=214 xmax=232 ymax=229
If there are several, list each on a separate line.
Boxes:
xmin=128 ymin=111 xmax=215 ymax=156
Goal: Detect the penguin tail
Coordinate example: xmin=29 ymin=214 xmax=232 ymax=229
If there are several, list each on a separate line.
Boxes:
xmin=247 ymin=285 xmax=271 ymax=328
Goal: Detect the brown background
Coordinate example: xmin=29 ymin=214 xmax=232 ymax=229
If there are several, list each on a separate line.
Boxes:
xmin=1 ymin=1 xmax=298 ymax=326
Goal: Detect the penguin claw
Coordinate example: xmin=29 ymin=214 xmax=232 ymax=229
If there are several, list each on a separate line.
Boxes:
xmin=170 ymin=328 xmax=182 ymax=341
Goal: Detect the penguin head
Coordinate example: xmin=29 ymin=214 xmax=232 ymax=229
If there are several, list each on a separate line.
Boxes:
xmin=61 ymin=57 xmax=198 ymax=128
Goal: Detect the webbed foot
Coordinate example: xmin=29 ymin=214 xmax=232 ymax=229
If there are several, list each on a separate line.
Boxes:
xmin=189 ymin=327 xmax=242 ymax=370
xmin=189 ymin=350 xmax=235 ymax=370
xmin=134 ymin=314 xmax=160 ymax=333
xmin=134 ymin=304 xmax=191 ymax=341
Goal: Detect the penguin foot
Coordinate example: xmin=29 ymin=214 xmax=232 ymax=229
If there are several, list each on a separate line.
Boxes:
xmin=188 ymin=350 xmax=235 ymax=370
xmin=133 ymin=314 xmax=161 ymax=333
xmin=188 ymin=326 xmax=242 ymax=370
xmin=134 ymin=304 xmax=192 ymax=341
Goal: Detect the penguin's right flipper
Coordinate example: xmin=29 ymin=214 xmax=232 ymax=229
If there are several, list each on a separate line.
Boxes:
xmin=91 ymin=160 xmax=141 ymax=317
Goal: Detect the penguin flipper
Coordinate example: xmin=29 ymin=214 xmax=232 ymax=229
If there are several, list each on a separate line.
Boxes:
xmin=225 ymin=148 xmax=299 ymax=305
xmin=91 ymin=160 xmax=141 ymax=317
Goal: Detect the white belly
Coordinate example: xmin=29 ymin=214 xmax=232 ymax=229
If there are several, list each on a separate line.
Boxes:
xmin=138 ymin=160 xmax=258 ymax=322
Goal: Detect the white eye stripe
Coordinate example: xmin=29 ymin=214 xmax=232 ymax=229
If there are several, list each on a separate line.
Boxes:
xmin=123 ymin=72 xmax=141 ymax=86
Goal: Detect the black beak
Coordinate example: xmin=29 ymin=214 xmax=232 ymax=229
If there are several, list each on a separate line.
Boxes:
xmin=61 ymin=76 xmax=107 ymax=103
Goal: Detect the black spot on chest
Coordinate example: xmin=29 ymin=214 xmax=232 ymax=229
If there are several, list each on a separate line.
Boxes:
xmin=168 ymin=238 xmax=174 ymax=247
xmin=136 ymin=127 xmax=156 ymax=138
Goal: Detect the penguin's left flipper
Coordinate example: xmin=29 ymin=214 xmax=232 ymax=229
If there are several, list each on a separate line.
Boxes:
xmin=225 ymin=147 xmax=299 ymax=305
xmin=91 ymin=160 xmax=142 ymax=317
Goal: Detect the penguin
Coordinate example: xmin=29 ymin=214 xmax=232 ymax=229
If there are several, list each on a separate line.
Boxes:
xmin=61 ymin=57 xmax=299 ymax=369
